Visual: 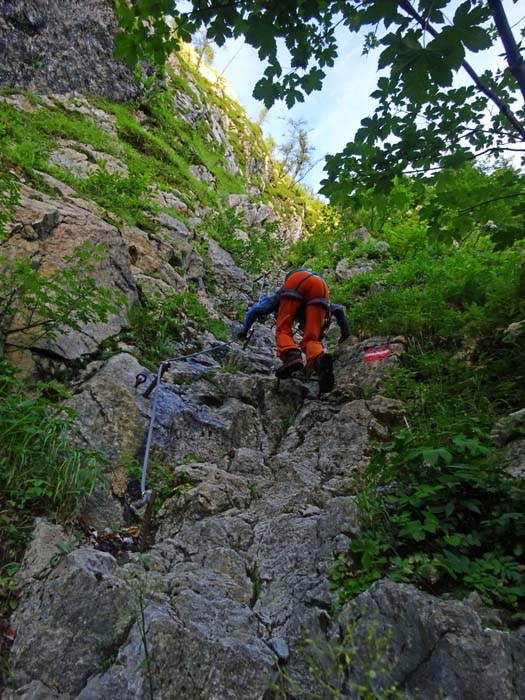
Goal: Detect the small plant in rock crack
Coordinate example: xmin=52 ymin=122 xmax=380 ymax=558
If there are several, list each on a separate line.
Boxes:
xmin=117 ymin=569 xmax=166 ymax=700
xmin=272 ymin=621 xmax=405 ymax=700
xmin=126 ymin=457 xmax=195 ymax=518
xmin=249 ymin=483 xmax=260 ymax=501
xmin=280 ymin=415 xmax=294 ymax=434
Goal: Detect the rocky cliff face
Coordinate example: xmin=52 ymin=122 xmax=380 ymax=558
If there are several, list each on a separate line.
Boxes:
xmin=2 ymin=7 xmax=524 ymax=700
xmin=8 ymin=338 xmax=525 ymax=700
xmin=0 ymin=0 xmax=137 ymax=100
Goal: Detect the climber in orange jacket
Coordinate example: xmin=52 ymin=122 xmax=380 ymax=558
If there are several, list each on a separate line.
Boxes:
xmin=239 ymin=268 xmax=350 ymax=393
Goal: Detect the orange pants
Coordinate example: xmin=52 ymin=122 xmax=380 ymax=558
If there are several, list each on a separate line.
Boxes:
xmin=276 ymin=270 xmax=329 ymax=367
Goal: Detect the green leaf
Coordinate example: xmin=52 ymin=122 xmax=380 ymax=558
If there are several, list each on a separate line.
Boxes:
xmin=460 ymin=26 xmax=493 ymax=52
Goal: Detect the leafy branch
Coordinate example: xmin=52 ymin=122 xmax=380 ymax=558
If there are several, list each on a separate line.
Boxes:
xmin=0 ymin=243 xmax=126 ymax=354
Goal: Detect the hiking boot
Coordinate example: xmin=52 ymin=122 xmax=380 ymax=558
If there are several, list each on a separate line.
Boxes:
xmin=275 ymin=349 xmax=304 ymax=379
xmin=315 ymin=352 xmax=334 ymax=393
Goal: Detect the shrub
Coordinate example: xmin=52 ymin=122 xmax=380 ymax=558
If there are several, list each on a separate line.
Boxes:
xmin=332 ymin=432 xmax=525 ymax=616
xmin=0 ymin=243 xmax=125 ymax=352
xmin=332 ymin=335 xmax=525 ymax=619
xmin=0 ymin=360 xmax=104 ymax=620
xmin=76 ymin=166 xmax=158 ymax=231
xmin=336 ymin=241 xmax=525 ymax=342
xmin=0 ymin=362 xmax=104 ymax=517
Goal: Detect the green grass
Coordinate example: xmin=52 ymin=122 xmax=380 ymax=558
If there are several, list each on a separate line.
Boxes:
xmin=0 ymin=361 xmax=105 ymax=612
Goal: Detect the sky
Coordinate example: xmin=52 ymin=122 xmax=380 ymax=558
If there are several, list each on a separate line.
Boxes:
xmin=210 ymin=24 xmax=380 ymax=193
xmin=202 ymin=1 xmax=525 ymax=194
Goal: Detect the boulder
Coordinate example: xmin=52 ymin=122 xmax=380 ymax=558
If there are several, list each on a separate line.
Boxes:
xmin=335 ymin=256 xmax=378 ymax=281
xmin=336 ymin=580 xmax=525 ymax=700
xmin=10 ymin=549 xmax=132 ymax=696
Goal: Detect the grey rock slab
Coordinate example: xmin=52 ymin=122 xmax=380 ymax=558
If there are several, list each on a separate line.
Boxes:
xmin=34 ymin=170 xmax=76 ymax=197
xmin=336 ymin=335 xmax=407 ymax=393
xmin=339 ymin=580 xmax=525 ymax=700
xmin=501 ymin=437 xmax=525 ymax=478
xmin=10 ymin=549 xmax=132 ymax=696
xmin=224 ymin=447 xmax=273 ymax=479
xmin=123 ymin=224 xmax=188 ymax=289
xmin=10 ymin=681 xmax=71 ymax=700
xmin=272 ymin=399 xmax=377 ymax=486
xmin=205 ymin=238 xmax=251 ymax=295
xmin=155 ymin=384 xmax=268 ymax=465
xmin=50 ymin=94 xmax=118 ymax=135
xmin=0 ymin=93 xmax=38 ymax=112
xmin=189 ymin=164 xmax=216 ymax=186
xmin=3 ymin=187 xmax=136 ymax=360
xmin=155 ymin=189 xmax=190 ymax=215
xmin=251 ymin=497 xmax=357 ymax=632
xmin=48 ymin=146 xmax=97 ymax=179
xmin=158 ymin=466 xmax=253 ymax=534
xmin=15 ymin=518 xmax=67 ymax=586
xmin=155 ymin=212 xmax=191 ymax=238
xmin=66 ymin=353 xmax=147 ymax=464
xmin=335 ymin=256 xmax=378 ymax=281
xmin=49 ymin=141 xmax=127 ymax=179
xmin=349 ymin=226 xmax=371 ymax=243
xmin=79 ymin=601 xmax=276 ymax=700
xmin=491 ymin=408 xmax=525 ymax=446
xmin=0 ymin=1 xmax=138 ymax=100
xmin=156 ymin=509 xmax=257 ymax=558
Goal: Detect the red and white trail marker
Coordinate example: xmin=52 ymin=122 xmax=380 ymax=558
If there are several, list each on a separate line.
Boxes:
xmin=363 ymin=346 xmax=392 ymax=362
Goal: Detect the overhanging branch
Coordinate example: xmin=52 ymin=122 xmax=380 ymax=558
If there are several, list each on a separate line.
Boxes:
xmin=487 ymin=0 xmax=525 ymax=106
xmin=397 ymin=0 xmax=525 ymax=142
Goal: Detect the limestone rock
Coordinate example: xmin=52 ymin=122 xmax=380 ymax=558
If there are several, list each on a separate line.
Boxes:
xmin=122 ymin=225 xmax=187 ymax=291
xmin=48 ymin=142 xmax=127 ymax=180
xmin=349 ymin=226 xmax=371 ymax=243
xmin=158 ymin=463 xmax=253 ymax=536
xmin=205 ymin=238 xmax=251 ymax=297
xmin=190 ymin=164 xmax=216 ymax=186
xmin=227 ymin=194 xmax=275 ymax=228
xmin=0 ymin=94 xmax=38 ymax=113
xmin=66 ymin=353 xmax=147 ymax=462
xmin=0 ymin=0 xmax=138 ymax=100
xmin=49 ymin=93 xmax=118 ymax=135
xmin=15 ymin=518 xmax=67 ymax=586
xmin=336 ymin=336 xmax=407 ymax=393
xmin=48 ymin=147 xmax=97 ymax=180
xmin=335 ymin=256 xmax=378 ymax=281
xmin=501 ymin=438 xmax=525 ymax=479
xmin=491 ymin=408 xmax=525 ymax=447
xmin=3 ymin=187 xmax=137 ymax=361
xmin=336 ymin=580 xmax=525 ymax=700
xmin=155 ymin=189 xmax=190 ymax=215
xmin=10 ymin=549 xmax=132 ymax=696
xmin=12 ymin=680 xmax=70 ymax=700
xmin=34 ymin=171 xmax=76 ymax=197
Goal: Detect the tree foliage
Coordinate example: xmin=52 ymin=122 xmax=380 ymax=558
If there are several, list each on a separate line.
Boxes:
xmin=114 ymin=0 xmax=525 ymax=201
xmin=277 ymin=117 xmax=318 ymax=186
